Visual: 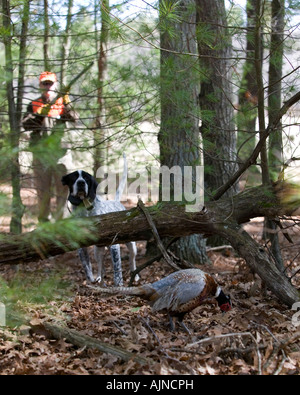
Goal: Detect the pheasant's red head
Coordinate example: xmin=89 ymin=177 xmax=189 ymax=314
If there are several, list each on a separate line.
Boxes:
xmin=219 ymin=302 xmax=232 ymax=312
xmin=216 ymin=289 xmax=232 ymax=312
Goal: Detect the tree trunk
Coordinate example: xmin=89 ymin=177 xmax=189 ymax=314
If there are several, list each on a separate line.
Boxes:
xmin=158 ymin=0 xmax=208 ymax=263
xmin=93 ymin=0 xmax=109 ymax=175
xmin=196 ymin=0 xmax=238 ymax=198
xmin=0 ymin=182 xmax=299 ymax=307
xmin=237 ymin=0 xmax=259 ymax=175
xmin=216 ymin=223 xmax=299 ymax=307
xmin=16 ymin=0 xmax=30 ymax=126
xmin=195 ymin=0 xmax=238 ymax=246
xmin=2 ymin=0 xmax=26 ymax=234
xmin=264 ymin=0 xmax=285 ymax=271
xmin=268 ymin=0 xmax=284 ymax=181
xmin=263 ymin=0 xmax=285 ymax=270
xmin=254 ymin=0 xmax=270 ymax=185
xmin=60 ymin=0 xmax=74 ymax=85
xmin=43 ymin=0 xmax=50 ymax=70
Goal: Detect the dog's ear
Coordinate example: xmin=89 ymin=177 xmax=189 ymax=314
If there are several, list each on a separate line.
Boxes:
xmin=61 ymin=175 xmax=68 ymax=186
xmin=88 ymin=176 xmax=98 ymax=201
xmin=61 ymin=172 xmax=82 ymax=206
xmin=61 ymin=173 xmax=75 ymax=186
xmin=61 ymin=171 xmax=78 ymax=187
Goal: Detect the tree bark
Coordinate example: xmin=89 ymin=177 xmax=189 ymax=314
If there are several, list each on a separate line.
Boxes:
xmin=268 ymin=0 xmax=284 ymax=180
xmin=215 ymin=223 xmax=299 ymax=307
xmin=93 ymin=0 xmax=109 ymax=175
xmin=264 ymin=0 xmax=285 ymax=271
xmin=60 ymin=0 xmax=74 ymax=85
xmin=196 ymin=0 xmax=237 ymax=246
xmin=2 ymin=0 xmax=26 ymax=234
xmin=237 ymin=0 xmax=258 ymax=169
xmin=0 ymin=182 xmax=299 ymax=306
xmin=254 ymin=0 xmax=270 ymax=185
xmin=43 ymin=0 xmax=50 ymax=70
xmin=196 ymin=0 xmax=238 ymax=198
xmin=158 ymin=0 xmax=207 ymax=263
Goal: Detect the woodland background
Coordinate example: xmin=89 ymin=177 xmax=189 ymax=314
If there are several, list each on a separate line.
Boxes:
xmin=0 ymin=0 xmax=300 ymax=375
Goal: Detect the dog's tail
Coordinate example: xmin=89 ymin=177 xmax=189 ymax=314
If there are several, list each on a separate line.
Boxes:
xmin=115 ymin=153 xmax=127 ymax=201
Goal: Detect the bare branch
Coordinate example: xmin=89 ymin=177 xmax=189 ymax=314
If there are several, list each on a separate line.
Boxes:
xmin=213 ymin=90 xmax=300 ymax=201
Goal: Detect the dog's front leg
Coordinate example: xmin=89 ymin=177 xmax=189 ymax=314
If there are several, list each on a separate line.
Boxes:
xmin=78 ymin=247 xmax=94 ymax=282
xmin=110 ymin=244 xmax=123 ymax=286
xmin=126 ymin=242 xmax=139 ymax=282
xmin=94 ymin=246 xmax=106 ymax=284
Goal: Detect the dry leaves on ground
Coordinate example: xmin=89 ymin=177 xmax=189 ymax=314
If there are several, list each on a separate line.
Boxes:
xmin=0 ymin=225 xmax=300 ymax=375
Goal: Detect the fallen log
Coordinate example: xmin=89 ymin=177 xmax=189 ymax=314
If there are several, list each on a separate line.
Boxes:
xmin=42 ymin=322 xmax=151 ymax=365
xmin=7 ymin=309 xmax=151 ymax=365
xmin=0 ymin=182 xmax=299 ymax=306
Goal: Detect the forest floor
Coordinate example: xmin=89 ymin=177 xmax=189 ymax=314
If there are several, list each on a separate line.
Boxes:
xmin=0 ymin=217 xmax=300 ymax=375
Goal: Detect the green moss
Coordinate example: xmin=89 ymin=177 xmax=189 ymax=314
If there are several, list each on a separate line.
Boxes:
xmin=0 ymin=270 xmax=72 ymax=328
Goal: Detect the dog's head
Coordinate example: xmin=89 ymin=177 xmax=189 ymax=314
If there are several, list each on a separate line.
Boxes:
xmin=61 ymin=170 xmax=98 ymax=206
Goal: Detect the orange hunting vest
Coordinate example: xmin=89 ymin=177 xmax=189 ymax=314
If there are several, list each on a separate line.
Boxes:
xmin=32 ymin=97 xmax=65 ymax=118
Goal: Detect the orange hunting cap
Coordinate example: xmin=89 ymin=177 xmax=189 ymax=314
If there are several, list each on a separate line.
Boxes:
xmin=39 ymin=71 xmax=57 ymax=83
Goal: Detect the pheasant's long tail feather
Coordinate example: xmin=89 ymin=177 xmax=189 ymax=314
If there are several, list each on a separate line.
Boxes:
xmin=87 ymin=284 xmax=146 ymax=297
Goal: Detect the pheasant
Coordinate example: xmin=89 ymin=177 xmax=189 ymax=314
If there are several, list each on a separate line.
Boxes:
xmin=88 ymin=268 xmax=232 ymax=333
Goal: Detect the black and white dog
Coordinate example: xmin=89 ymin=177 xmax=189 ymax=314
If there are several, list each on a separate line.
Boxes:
xmin=61 ymin=156 xmax=137 ymax=286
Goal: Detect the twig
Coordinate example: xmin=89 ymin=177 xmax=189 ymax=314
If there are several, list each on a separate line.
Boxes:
xmin=219 ymin=345 xmax=266 ymax=357
xmin=250 ymin=321 xmax=278 ymax=343
xmin=213 ymin=90 xmax=300 ymax=201
xmin=129 ymin=237 xmax=180 ymax=285
xmin=250 ymin=322 xmax=300 ymax=374
xmin=188 ymin=331 xmax=262 ymax=375
xmin=290 ymin=266 xmax=300 ymax=281
xmin=138 ymin=315 xmax=163 ymax=348
xmin=277 ymin=330 xmax=300 ymax=349
xmin=283 ymin=252 xmax=300 ymax=275
xmin=278 ymin=157 xmax=300 ymax=182
xmin=273 ymin=350 xmax=287 ymax=375
xmin=170 ymin=345 xmax=266 ymax=357
xmin=137 ymin=198 xmax=180 ymax=271
xmin=206 ymin=245 xmax=233 ymax=252
xmin=188 ymin=332 xmax=253 ymax=347
xmin=169 ymin=347 xmax=205 ymax=355
xmin=250 ymin=321 xmax=280 ymax=372
xmin=64 ymin=62 xmax=94 ymax=91
xmin=138 ymin=315 xmax=195 ymax=374
xmin=110 ymin=320 xmax=128 ymax=336
xmin=167 ymin=249 xmax=194 ymax=269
